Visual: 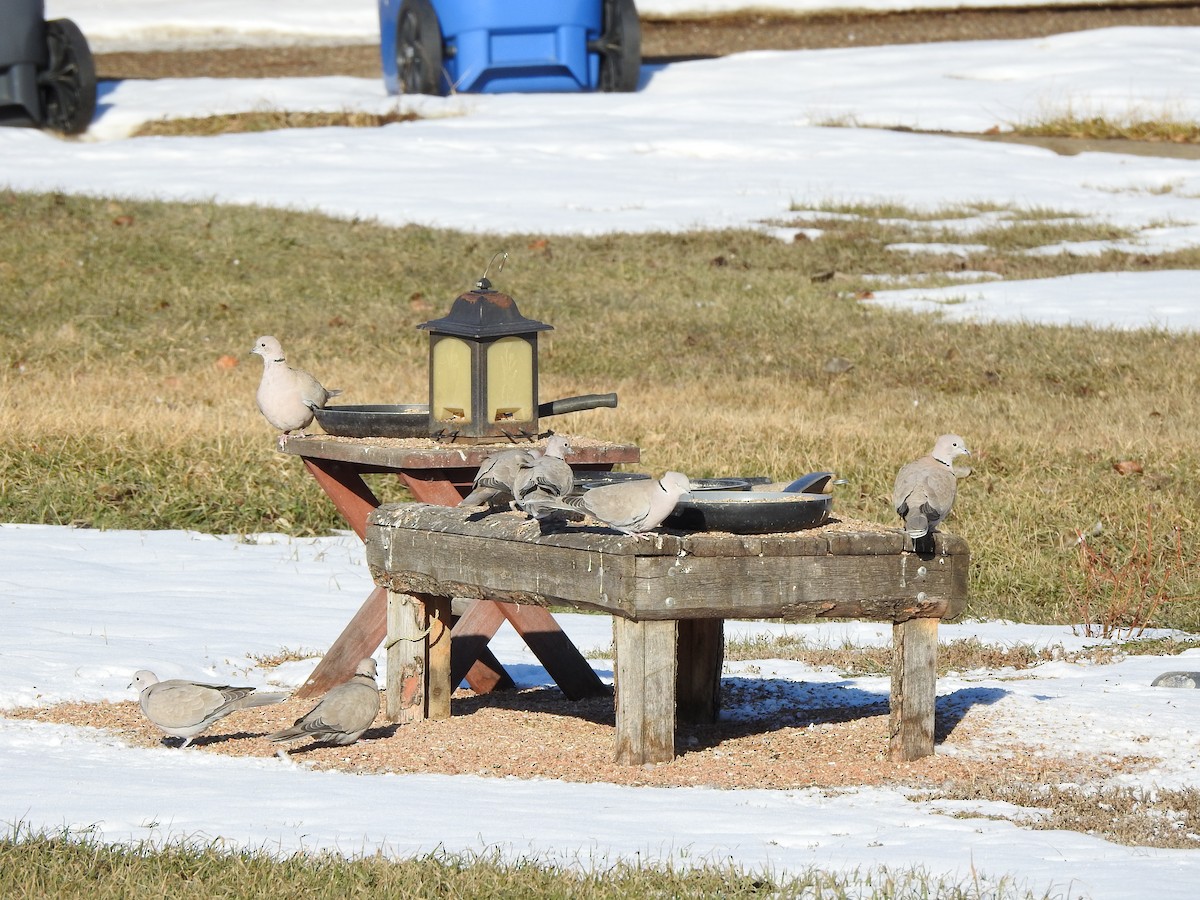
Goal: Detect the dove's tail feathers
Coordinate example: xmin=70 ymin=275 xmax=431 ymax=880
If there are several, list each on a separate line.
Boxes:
xmin=904 ymin=512 xmax=930 ymax=539
xmin=326 ymin=388 xmax=343 ymax=399
xmin=458 ymin=488 xmax=497 ymax=508
xmin=232 ymin=691 xmax=290 ymax=712
xmin=526 ymin=496 xmax=586 ymax=516
xmin=266 ymin=724 xmax=309 ymax=744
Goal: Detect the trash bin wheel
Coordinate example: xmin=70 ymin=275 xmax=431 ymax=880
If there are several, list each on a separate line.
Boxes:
xmin=593 ymin=0 xmax=641 ymax=92
xmin=396 ymin=0 xmax=444 ymax=96
xmin=38 ymin=18 xmax=97 ymax=135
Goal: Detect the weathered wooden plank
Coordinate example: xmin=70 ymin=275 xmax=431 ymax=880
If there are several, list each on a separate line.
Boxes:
xmin=626 ymin=553 xmax=964 ymax=620
xmin=370 ymin=503 xmax=685 ymax=555
xmin=496 ymin=603 xmax=611 ymax=700
xmin=295 ymin=585 xmax=388 ymax=699
xmin=280 ymin=435 xmax=640 ymax=472
xmin=302 ymin=457 xmax=382 ymax=540
xmin=426 ymin=595 xmax=454 ymax=720
xmin=889 ymin=617 xmax=939 ymax=761
xmin=368 ymin=513 xmax=968 ymax=622
xmin=614 ymin=617 xmax=677 ymax=764
xmin=367 ymin=523 xmax=641 ymax=615
xmin=676 ymin=618 xmax=723 ymax=724
xmin=386 ymin=592 xmax=427 ymax=724
xmin=371 ymin=553 xmax=965 ymax=622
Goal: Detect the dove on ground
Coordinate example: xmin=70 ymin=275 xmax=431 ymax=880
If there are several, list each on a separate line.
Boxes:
xmin=510 ymin=435 xmax=574 ymax=519
xmin=131 ymin=670 xmax=289 ymax=748
xmin=892 ymin=433 xmax=971 ymax=551
xmin=458 ymin=447 xmax=543 ymax=508
xmin=555 ymin=471 xmax=692 ymax=538
xmin=267 ymin=657 xmax=380 ymax=747
xmin=250 ymin=335 xmax=341 ymax=435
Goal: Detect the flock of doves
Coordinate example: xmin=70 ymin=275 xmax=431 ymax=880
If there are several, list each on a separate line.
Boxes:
xmin=127 ymin=337 xmax=972 ymax=751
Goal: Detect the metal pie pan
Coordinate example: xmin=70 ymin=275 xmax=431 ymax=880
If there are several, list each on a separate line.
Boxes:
xmin=665 ymin=490 xmax=832 ymax=534
xmin=573 ymin=475 xmax=752 ymax=495
xmin=312 ymin=404 xmax=429 ymax=438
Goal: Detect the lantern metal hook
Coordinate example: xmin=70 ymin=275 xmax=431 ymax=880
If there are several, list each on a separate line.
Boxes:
xmin=476 ymin=250 xmax=508 ymax=290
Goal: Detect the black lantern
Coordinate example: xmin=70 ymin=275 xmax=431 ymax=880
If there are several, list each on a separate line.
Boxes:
xmin=417 ymin=277 xmax=553 ymax=443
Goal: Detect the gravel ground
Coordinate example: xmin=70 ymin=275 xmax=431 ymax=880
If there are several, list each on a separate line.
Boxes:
xmin=6 ymin=686 xmax=1142 ymax=789
xmin=94 ymin=4 xmax=1200 ymax=80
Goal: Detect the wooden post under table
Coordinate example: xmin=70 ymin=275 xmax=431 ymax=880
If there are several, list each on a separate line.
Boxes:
xmin=614 ymin=617 xmax=678 ymax=765
xmin=889 ymin=617 xmax=940 ymax=761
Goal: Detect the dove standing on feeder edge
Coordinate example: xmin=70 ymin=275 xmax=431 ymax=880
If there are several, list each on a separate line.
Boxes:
xmin=251 ymin=335 xmax=341 ymax=435
xmin=268 ymin=657 xmax=380 ymax=748
xmin=511 ymin=436 xmax=574 ymax=520
xmin=558 ymin=471 xmax=693 ymax=538
xmin=458 ymin=446 xmax=543 ymax=508
xmin=131 ymin=670 xmax=290 ymax=749
xmin=892 ymin=434 xmax=971 ymax=554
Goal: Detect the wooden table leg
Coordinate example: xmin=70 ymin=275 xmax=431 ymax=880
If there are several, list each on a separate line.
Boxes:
xmin=296 ymin=585 xmax=388 ymax=699
xmin=889 ymin=617 xmax=939 ymax=761
xmin=399 ymin=471 xmax=468 ymax=507
xmin=497 ymin=602 xmax=611 ymax=701
xmin=426 ymin=595 xmax=454 ymax=719
xmin=302 ymin=457 xmax=381 ymax=539
xmin=294 ymin=458 xmax=515 ymax=699
xmin=297 ymin=456 xmax=596 ymax=704
xmin=386 ymin=591 xmax=453 ymax=722
xmin=676 ymin=618 xmax=723 ymax=724
xmin=452 ymin=599 xmax=516 ymax=693
xmin=613 ymin=617 xmax=677 ymax=765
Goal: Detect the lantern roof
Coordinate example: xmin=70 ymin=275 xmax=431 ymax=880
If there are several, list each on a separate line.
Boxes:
xmin=417 ymin=278 xmax=553 ymax=339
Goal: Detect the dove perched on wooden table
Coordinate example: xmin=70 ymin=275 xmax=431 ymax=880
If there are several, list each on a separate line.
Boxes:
xmin=458 ymin=447 xmax=543 ymax=508
xmin=511 ymin=436 xmax=574 ymax=519
xmin=267 ymin=657 xmax=380 ymax=748
xmin=250 ymin=335 xmax=341 ymax=435
xmin=558 ymin=471 xmax=692 ymax=538
xmin=131 ymin=670 xmax=289 ymax=748
xmin=892 ymin=434 xmax=971 ymax=552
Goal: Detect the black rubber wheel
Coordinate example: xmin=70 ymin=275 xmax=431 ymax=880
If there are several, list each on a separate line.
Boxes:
xmin=396 ymin=0 xmax=444 ymax=96
xmin=592 ymin=0 xmax=641 ymax=92
xmin=39 ymin=18 xmax=97 ymax=135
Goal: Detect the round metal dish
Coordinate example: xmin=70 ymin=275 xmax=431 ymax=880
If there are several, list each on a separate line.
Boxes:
xmin=574 ymin=472 xmax=650 ymax=493
xmin=573 ymin=475 xmax=751 ymax=495
xmin=312 ymin=404 xmax=429 ymax=439
xmin=665 ymin=490 xmax=832 ymax=534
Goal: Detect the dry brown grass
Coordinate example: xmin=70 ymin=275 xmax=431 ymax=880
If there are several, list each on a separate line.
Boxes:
xmin=132 ymin=107 xmax=421 ymax=137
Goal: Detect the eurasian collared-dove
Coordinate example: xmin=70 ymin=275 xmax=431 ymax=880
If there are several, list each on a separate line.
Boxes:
xmin=511 ymin=436 xmax=574 ymax=519
xmin=458 ymin=447 xmax=542 ymax=508
xmin=892 ymin=434 xmax=971 ymax=550
xmin=557 ymin=471 xmax=692 ymax=538
xmin=250 ymin=335 xmax=341 ymax=435
xmin=131 ymin=670 xmax=289 ymax=748
xmin=267 ymin=657 xmax=380 ymax=747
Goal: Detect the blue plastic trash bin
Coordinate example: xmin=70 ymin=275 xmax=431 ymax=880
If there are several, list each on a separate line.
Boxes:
xmin=378 ymin=0 xmax=640 ymax=96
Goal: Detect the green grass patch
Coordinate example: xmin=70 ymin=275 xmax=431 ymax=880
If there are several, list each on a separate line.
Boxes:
xmin=0 ymin=829 xmax=1061 ymax=899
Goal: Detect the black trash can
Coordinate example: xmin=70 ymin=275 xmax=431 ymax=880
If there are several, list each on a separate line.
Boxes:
xmin=0 ymin=0 xmax=97 ymax=135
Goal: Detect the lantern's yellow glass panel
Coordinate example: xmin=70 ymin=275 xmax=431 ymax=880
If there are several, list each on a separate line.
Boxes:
xmin=432 ymin=337 xmax=472 ymax=422
xmin=487 ymin=337 xmax=533 ymax=422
